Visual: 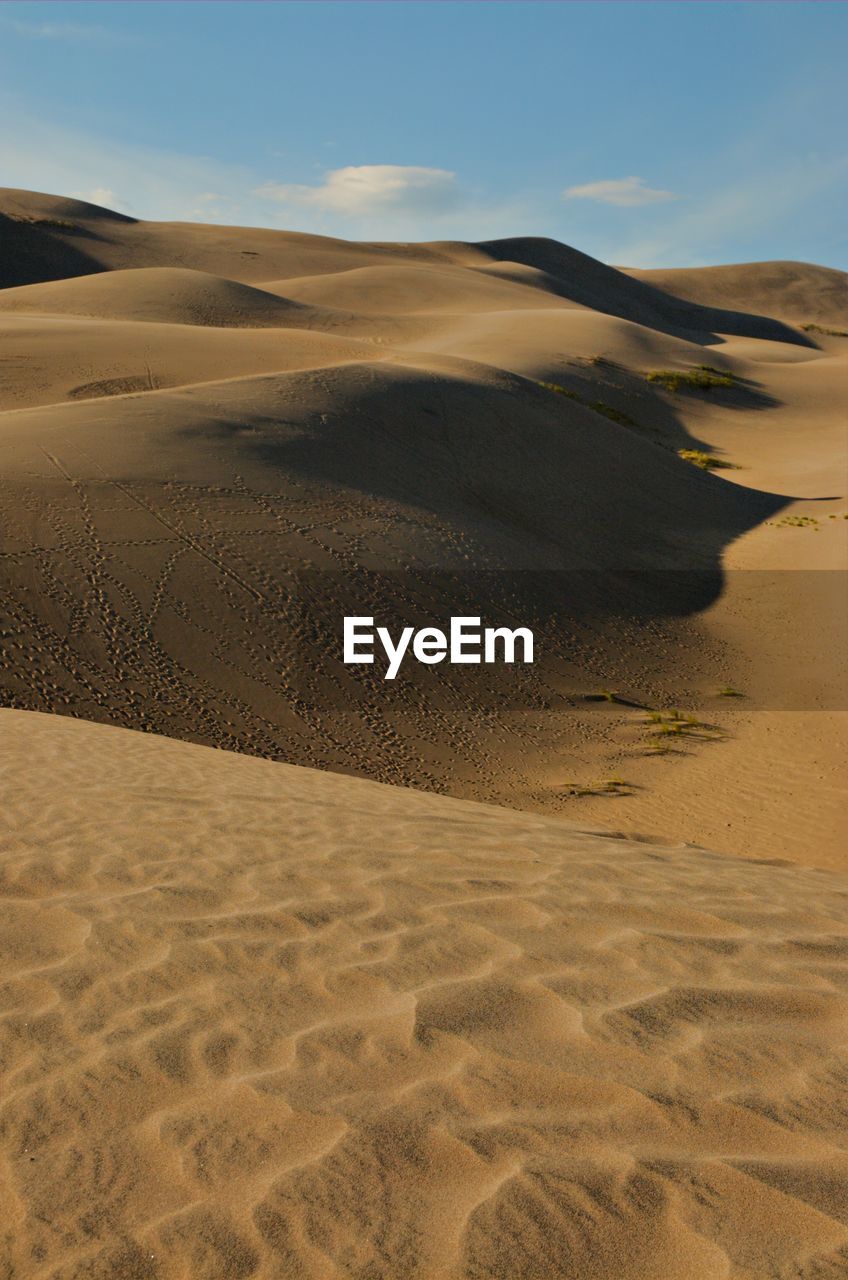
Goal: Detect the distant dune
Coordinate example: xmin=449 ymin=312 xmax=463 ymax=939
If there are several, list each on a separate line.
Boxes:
xmin=3 ymin=709 xmax=848 ymax=1279
xmin=626 ymin=260 xmax=848 ymax=331
xmin=1 ymin=187 xmax=825 ymax=344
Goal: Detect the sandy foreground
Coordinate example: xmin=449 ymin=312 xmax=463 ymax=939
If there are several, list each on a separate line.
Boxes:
xmin=2 ymin=708 xmax=848 ymax=1279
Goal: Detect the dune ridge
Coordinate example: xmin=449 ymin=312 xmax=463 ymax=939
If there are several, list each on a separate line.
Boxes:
xmin=2 ymin=709 xmax=848 ymax=1279
xmin=1 ymin=187 xmax=827 ymax=344
xmin=626 ymin=260 xmax=848 ymax=331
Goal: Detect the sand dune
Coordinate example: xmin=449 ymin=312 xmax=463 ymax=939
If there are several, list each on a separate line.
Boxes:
xmin=0 ymin=313 xmax=381 ymax=411
xmin=627 ymin=260 xmax=848 ymax=331
xmin=2 ymin=709 xmax=848 ymax=1279
xmin=0 ymin=187 xmax=818 ymax=345
xmin=0 ymin=267 xmax=317 ymax=327
xmin=0 ymin=188 xmax=454 ymax=289
xmin=467 ymin=237 xmax=814 ymax=344
xmin=259 ymin=263 xmax=574 ymax=315
xmin=1 ymin=186 xmax=846 ymax=869
xmin=401 ymin=306 xmax=728 ymax=380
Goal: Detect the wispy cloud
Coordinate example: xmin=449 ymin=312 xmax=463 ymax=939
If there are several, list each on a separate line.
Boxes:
xmin=0 ymin=107 xmax=251 ymax=225
xmin=564 ymin=176 xmax=679 ymax=207
xmin=257 ymin=165 xmax=461 ymax=218
xmin=71 ymin=187 xmax=133 ymax=214
xmin=604 ymin=155 xmax=848 ymax=268
xmin=0 ymin=16 xmax=132 ymax=45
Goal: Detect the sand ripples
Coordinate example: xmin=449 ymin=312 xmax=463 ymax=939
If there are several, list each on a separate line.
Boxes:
xmin=1 ymin=711 xmax=847 ymax=1276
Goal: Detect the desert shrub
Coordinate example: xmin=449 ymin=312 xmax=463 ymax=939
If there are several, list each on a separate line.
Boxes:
xmin=801 ymin=323 xmax=848 ymax=337
xmin=539 ymin=382 xmax=581 ymax=400
xmin=588 ymin=400 xmax=636 ymax=427
xmin=645 ymin=366 xmax=734 ymax=392
xmin=677 ymin=449 xmax=734 ymax=470
xmin=539 ymin=382 xmax=636 ymax=427
xmin=7 ymin=213 xmax=77 ymax=229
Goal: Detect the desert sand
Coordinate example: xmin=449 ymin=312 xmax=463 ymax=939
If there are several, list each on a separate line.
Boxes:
xmin=1 ymin=188 xmax=847 ymax=1275
xmin=2 ymin=708 xmax=848 ymax=1278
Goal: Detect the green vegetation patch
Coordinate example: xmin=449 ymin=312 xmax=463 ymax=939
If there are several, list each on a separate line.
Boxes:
xmin=677 ymin=449 xmax=736 ymax=470
xmin=539 ymin=382 xmax=637 ymax=427
xmin=589 ymin=400 xmax=636 ymax=427
xmin=644 ymin=707 xmax=724 ymax=753
xmin=6 ymin=213 xmax=78 ymax=230
xmin=539 ymin=381 xmax=581 ymax=400
xmin=800 ymin=324 xmax=848 ymax=337
xmin=645 ymin=365 xmax=734 ymax=392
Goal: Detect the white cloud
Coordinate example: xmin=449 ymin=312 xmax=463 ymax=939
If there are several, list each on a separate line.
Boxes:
xmin=563 ymin=176 xmax=679 ymax=207
xmin=257 ymin=165 xmax=461 ymax=218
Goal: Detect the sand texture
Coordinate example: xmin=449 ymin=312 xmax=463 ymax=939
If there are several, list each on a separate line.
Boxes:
xmin=2 ymin=709 xmax=848 ymax=1279
xmin=1 ymin=186 xmax=846 ymax=869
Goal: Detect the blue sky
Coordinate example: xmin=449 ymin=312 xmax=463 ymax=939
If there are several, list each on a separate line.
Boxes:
xmin=1 ymin=1 xmax=846 ymax=267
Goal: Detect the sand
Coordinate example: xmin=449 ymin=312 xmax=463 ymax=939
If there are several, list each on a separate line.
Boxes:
xmin=1 ymin=187 xmax=847 ymax=1277
xmin=625 ymin=260 xmax=848 ymax=331
xmin=2 ymin=708 xmax=848 ymax=1279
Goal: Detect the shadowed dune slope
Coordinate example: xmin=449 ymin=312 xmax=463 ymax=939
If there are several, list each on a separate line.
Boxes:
xmin=626 ymin=260 xmax=848 ymax=331
xmin=468 ymin=237 xmax=814 ymax=345
xmin=0 ymin=357 xmax=782 ymax=802
xmin=0 ymin=188 xmax=454 ymax=288
xmin=0 ymin=191 xmax=137 ymax=288
xmin=2 ymin=709 xmax=848 ymax=1280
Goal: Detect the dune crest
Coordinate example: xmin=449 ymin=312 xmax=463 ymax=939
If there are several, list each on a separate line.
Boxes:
xmin=626 ymin=260 xmax=848 ymax=331
xmin=0 ymin=266 xmax=314 ymax=328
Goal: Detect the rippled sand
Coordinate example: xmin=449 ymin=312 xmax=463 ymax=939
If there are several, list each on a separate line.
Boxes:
xmin=2 ymin=710 xmax=847 ymax=1278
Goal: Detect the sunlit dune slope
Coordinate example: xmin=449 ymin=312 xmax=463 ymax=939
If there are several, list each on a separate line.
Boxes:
xmin=2 ymin=709 xmax=848 ymax=1279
